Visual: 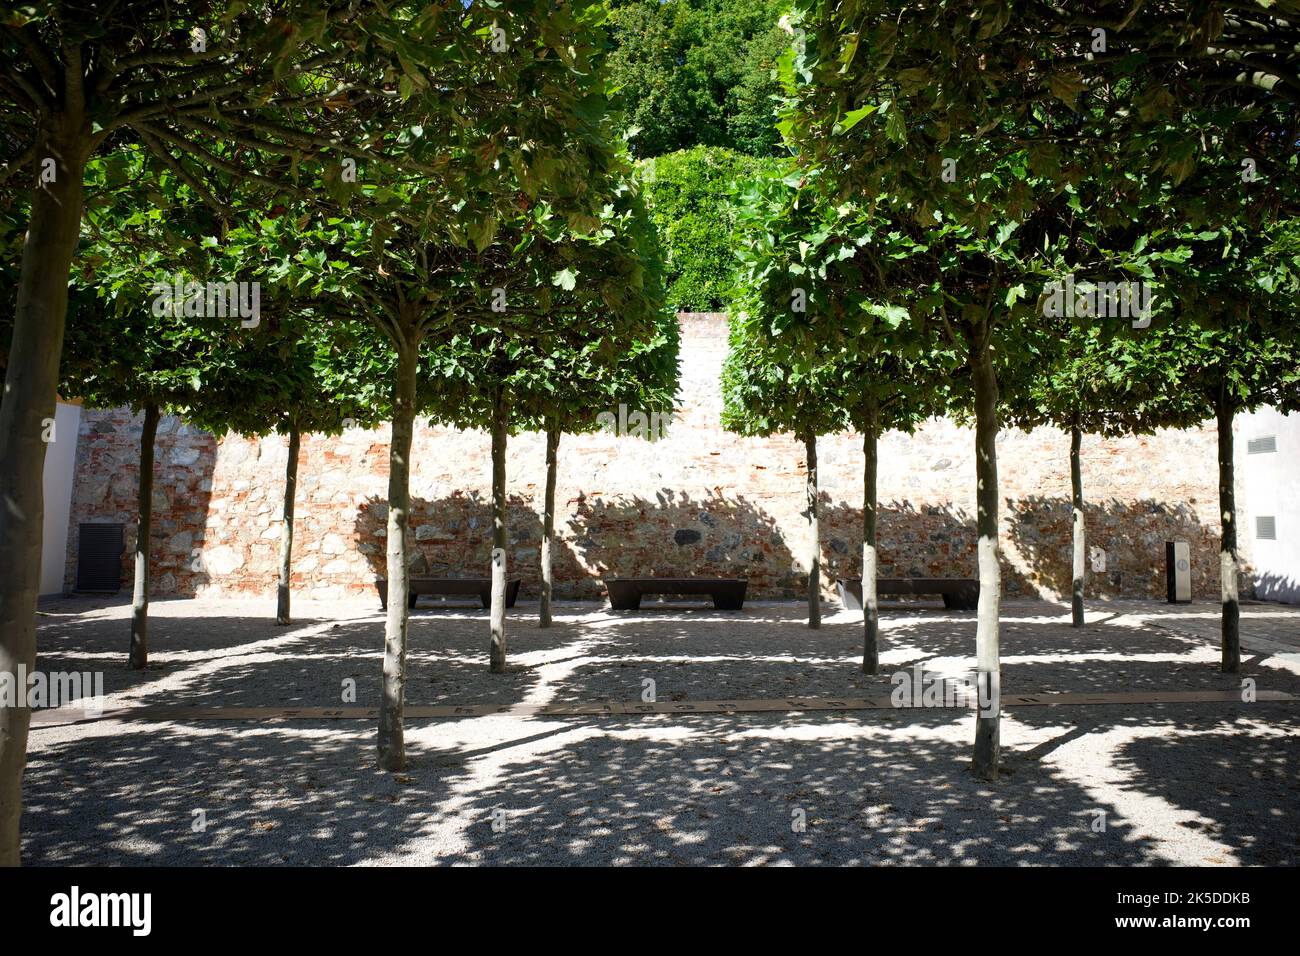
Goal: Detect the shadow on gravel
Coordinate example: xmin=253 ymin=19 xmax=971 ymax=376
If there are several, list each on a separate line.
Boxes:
xmin=21 ymin=598 xmax=1300 ymax=865
xmin=23 ymin=707 xmax=1163 ymax=866
xmin=1112 ymin=724 xmax=1300 ymax=866
xmin=23 ymin=722 xmax=470 ymax=866
xmin=446 ymin=711 xmax=1164 ymax=866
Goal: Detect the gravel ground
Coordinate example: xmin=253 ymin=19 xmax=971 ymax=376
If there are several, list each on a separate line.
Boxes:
xmin=21 ymin=594 xmax=1300 ymax=866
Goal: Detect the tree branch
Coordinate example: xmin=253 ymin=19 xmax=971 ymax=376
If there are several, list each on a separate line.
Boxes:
xmin=136 ymin=120 xmax=286 ymax=194
xmin=6 ymin=24 xmax=60 ymax=98
xmin=136 ymin=128 xmax=228 ymax=220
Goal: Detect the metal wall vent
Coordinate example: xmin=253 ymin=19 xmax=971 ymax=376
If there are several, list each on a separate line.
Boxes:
xmin=1247 ymin=436 xmax=1278 ymax=454
xmin=76 ymin=523 xmax=124 ymax=592
xmin=1256 ymin=516 xmax=1278 ymax=541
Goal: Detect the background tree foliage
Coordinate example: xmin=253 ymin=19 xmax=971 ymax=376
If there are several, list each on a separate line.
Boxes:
xmin=641 ymin=146 xmax=779 ymax=311
xmin=607 ymin=0 xmax=788 ymax=157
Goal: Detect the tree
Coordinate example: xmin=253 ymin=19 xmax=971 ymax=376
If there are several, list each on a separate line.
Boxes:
xmin=535 ymin=326 xmax=680 ymax=627
xmin=730 ymin=164 xmax=954 ymax=666
xmin=721 ymin=292 xmax=847 ymax=629
xmin=419 ymin=178 xmax=672 ymax=659
xmin=58 ymin=297 xmax=207 ymax=670
xmin=1004 ymin=89 xmax=1300 ymax=654
xmin=757 ymin=0 xmax=1297 ymax=775
xmin=182 ymin=312 xmax=390 ymax=625
xmin=1126 ymin=218 xmax=1300 ymax=671
xmin=240 ymin=0 xmax=649 ymax=768
xmin=55 ymin=142 xmax=379 ymax=654
xmin=499 ymin=276 xmax=679 ymax=630
xmin=771 ymin=2 xmax=1112 ymax=778
xmin=999 ymin=320 xmax=1198 ymax=628
xmin=58 ymin=152 xmax=251 ymax=670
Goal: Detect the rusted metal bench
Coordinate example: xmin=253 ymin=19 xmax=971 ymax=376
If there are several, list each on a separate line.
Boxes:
xmin=605 ymin=577 xmax=748 ymax=611
xmin=376 ymin=576 xmax=521 ymax=610
xmin=836 ymin=577 xmax=979 ymax=611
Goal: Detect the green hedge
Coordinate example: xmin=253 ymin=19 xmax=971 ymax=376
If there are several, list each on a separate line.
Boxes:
xmin=641 ymin=146 xmax=780 ymax=312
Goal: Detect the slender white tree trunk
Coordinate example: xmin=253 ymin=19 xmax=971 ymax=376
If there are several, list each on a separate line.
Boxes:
xmin=275 ymin=422 xmax=301 ymax=626
xmin=805 ymin=432 xmax=821 ymax=629
xmin=539 ymin=425 xmax=559 ymax=629
xmin=1216 ymin=389 xmax=1241 ymax=673
xmin=1069 ymin=418 xmax=1085 ymax=628
xmin=128 ymin=402 xmax=160 ymax=669
xmin=971 ymin=331 xmax=1002 ymax=780
xmin=378 ymin=343 xmax=418 ymax=771
xmin=862 ymin=418 xmax=880 ymax=673
xmin=489 ymin=386 xmax=509 ymax=671
xmin=0 ymin=127 xmax=87 ymax=865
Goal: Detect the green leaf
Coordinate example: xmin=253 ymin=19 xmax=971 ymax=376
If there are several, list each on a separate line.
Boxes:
xmin=834 ymin=104 xmax=877 ymax=135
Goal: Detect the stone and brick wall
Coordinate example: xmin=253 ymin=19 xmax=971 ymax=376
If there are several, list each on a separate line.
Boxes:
xmin=64 ymin=313 xmax=1230 ymax=602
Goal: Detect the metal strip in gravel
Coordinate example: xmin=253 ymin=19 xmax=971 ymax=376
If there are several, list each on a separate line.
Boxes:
xmin=28 ymin=688 xmax=1298 ymax=727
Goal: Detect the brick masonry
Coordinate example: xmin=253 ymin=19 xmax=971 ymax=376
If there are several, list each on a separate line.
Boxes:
xmin=64 ymin=313 xmax=1232 ymax=602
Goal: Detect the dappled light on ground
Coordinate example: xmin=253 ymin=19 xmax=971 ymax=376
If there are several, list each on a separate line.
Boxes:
xmin=22 ymin=595 xmax=1300 ymax=865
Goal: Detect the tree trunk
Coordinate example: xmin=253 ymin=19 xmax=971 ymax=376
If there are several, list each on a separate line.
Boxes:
xmin=862 ymin=420 xmax=880 ymax=674
xmin=377 ymin=344 xmax=418 ymax=771
xmin=539 ymin=425 xmax=560 ymax=629
xmin=970 ymin=330 xmax=1002 ymax=780
xmin=1069 ymin=417 xmax=1085 ymax=629
xmin=275 ymin=422 xmax=301 ymax=626
xmin=489 ymin=386 xmax=509 ymax=671
xmin=128 ymin=402 xmax=160 ymax=669
xmin=805 ymin=432 xmax=821 ymax=629
xmin=0 ymin=132 xmax=87 ymax=864
xmin=1216 ymin=389 xmax=1241 ymax=674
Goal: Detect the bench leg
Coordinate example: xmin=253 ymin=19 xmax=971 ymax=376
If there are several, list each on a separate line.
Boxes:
xmin=408 ymin=592 xmax=419 ymax=610
xmin=609 ymin=596 xmax=641 ymax=611
xmin=713 ymin=596 xmax=744 ymax=610
xmin=943 ymin=593 xmax=978 ymax=611
xmin=480 ymin=593 xmax=491 ymax=609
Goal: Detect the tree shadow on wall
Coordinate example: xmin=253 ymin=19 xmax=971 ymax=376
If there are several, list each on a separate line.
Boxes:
xmin=1006 ymin=496 xmax=1220 ymax=600
xmin=1248 ymin=571 xmax=1300 ymax=606
xmin=354 ymin=491 xmax=586 ymax=603
xmin=818 ymin=498 xmax=980 ymax=599
xmin=566 ymin=489 xmax=800 ymax=600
